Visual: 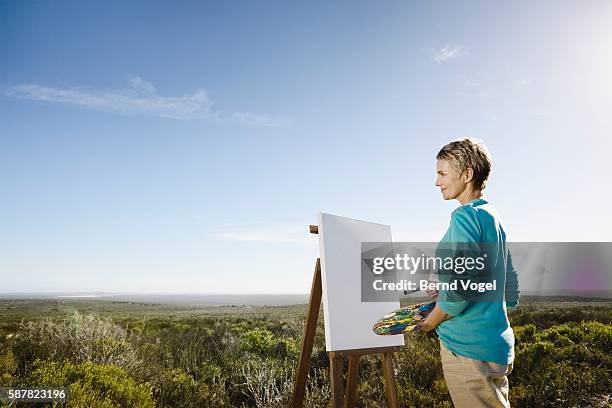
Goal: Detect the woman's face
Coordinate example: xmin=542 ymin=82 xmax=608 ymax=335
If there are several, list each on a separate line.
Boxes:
xmin=435 ymin=159 xmax=467 ymax=200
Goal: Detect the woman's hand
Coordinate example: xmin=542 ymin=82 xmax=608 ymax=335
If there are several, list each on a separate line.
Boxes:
xmin=415 ymin=316 xmax=436 ymax=332
xmin=415 ymin=304 xmax=451 ymax=332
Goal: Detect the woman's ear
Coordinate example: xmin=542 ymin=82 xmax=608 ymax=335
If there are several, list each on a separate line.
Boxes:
xmin=463 ymin=167 xmax=474 ymax=183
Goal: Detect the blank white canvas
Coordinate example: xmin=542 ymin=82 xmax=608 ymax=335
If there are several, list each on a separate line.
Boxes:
xmin=318 ymin=213 xmax=405 ymax=351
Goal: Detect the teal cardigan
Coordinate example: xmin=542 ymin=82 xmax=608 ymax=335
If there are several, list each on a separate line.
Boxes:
xmin=435 ymin=198 xmax=520 ymax=365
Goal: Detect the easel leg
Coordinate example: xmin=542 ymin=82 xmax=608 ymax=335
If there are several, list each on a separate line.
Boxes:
xmin=291 ymin=258 xmax=322 ymax=408
xmin=382 ymin=352 xmax=399 ymax=408
xmin=345 ymin=354 xmax=360 ymax=408
xmin=329 ymin=354 xmax=345 ymax=408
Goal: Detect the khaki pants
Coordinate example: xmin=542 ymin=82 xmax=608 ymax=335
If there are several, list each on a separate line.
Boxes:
xmin=439 ymin=341 xmax=513 ymax=408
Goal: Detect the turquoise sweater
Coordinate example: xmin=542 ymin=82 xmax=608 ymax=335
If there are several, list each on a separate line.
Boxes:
xmin=435 ymin=198 xmax=519 ymax=365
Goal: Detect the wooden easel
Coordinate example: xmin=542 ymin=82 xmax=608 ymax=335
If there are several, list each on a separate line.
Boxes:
xmin=291 ymin=225 xmax=402 ymax=408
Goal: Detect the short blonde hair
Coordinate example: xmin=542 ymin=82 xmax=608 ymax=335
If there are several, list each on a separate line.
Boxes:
xmin=437 ymin=138 xmax=492 ymax=190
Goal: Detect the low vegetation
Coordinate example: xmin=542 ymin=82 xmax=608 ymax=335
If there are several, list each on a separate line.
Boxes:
xmin=0 ymin=300 xmax=610 ymax=407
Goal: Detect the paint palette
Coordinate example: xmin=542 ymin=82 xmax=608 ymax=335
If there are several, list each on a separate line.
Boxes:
xmin=373 ymin=301 xmax=436 ymax=335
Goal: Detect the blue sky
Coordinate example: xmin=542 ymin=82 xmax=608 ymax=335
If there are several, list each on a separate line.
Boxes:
xmin=1 ymin=1 xmax=611 ymax=293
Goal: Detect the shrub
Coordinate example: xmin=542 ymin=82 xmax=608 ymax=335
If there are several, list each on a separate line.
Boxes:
xmin=241 ymin=328 xmax=299 ymax=359
xmin=240 ymin=355 xmax=295 ymax=408
xmin=393 ymin=334 xmax=453 ymax=407
xmin=14 ymin=312 xmax=137 ymax=374
xmin=511 ymin=321 xmax=612 ymax=407
xmin=153 ymin=363 xmax=229 ymax=408
xmin=0 ymin=346 xmax=17 ymax=386
xmin=514 ymin=324 xmax=536 ymax=343
xmin=28 ymin=359 xmax=155 ymax=408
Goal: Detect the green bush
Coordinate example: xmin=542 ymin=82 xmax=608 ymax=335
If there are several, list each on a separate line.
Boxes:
xmin=154 ymin=363 xmax=229 ymax=408
xmin=514 ymin=323 xmax=536 ymax=343
xmin=0 ymin=346 xmax=17 ymax=386
xmin=241 ymin=328 xmax=299 ymax=359
xmin=29 ymin=359 xmax=155 ymax=408
xmin=511 ymin=321 xmax=612 ymax=407
xmin=14 ymin=311 xmax=137 ymax=375
xmin=394 ymin=334 xmax=453 ymax=407
xmin=153 ymin=365 xmax=229 ymax=408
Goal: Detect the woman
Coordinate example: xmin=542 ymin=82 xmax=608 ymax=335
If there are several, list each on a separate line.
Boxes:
xmin=416 ymin=138 xmax=520 ymax=408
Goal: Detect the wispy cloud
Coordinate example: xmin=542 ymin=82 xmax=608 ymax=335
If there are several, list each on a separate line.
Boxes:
xmin=516 ymin=77 xmax=534 ymax=88
xmin=206 ymin=223 xmax=316 ymax=245
xmin=4 ymin=77 xmax=288 ymax=126
xmin=433 ymin=43 xmax=468 ymax=63
xmin=476 ymin=88 xmax=495 ymax=98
